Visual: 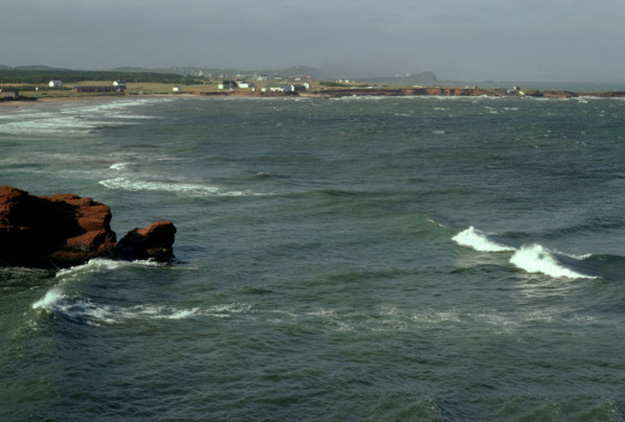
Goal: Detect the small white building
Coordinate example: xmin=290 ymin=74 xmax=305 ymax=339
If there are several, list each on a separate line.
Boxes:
xmin=113 ymin=80 xmax=127 ymax=89
xmin=49 ymin=80 xmax=63 ymax=88
xmin=172 ymin=86 xmax=181 ymax=92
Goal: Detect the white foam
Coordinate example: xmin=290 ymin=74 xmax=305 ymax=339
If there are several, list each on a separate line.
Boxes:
xmin=99 ymin=176 xmax=257 ymax=197
xmin=0 ymin=117 xmax=98 ymax=135
xmin=167 ymin=308 xmax=200 ymax=319
xmin=0 ymin=98 xmax=165 ymax=135
xmin=119 ymin=304 xmax=204 ymax=320
xmin=509 ymin=244 xmax=594 ymax=279
xmin=99 ymin=177 xmax=219 ymax=194
xmin=109 ymin=162 xmax=129 ymax=171
xmin=56 ymin=258 xmax=163 ymax=280
xmin=44 ymin=301 xmax=249 ymax=325
xmin=32 ymin=288 xmax=65 ymax=310
xmin=452 ymin=226 xmax=515 ymax=252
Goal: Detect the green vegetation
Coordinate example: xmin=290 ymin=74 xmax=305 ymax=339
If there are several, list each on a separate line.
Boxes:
xmin=0 ymin=69 xmax=199 ymax=84
xmin=319 ymin=81 xmax=351 ymax=87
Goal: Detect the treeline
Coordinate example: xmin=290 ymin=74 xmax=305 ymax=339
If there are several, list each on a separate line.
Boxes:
xmin=0 ymin=69 xmax=199 ymax=84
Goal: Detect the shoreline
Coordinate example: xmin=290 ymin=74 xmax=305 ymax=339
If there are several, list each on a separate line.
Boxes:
xmin=0 ymin=93 xmax=197 ymax=108
xmin=2 ymin=87 xmax=625 ymax=108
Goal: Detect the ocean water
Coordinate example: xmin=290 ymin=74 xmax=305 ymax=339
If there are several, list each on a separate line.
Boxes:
xmin=1 ymin=95 xmax=625 ymax=421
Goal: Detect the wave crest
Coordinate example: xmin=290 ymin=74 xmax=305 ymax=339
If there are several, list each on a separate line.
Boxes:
xmin=509 ymin=244 xmax=594 ymax=280
xmin=452 ymin=226 xmax=515 ymax=252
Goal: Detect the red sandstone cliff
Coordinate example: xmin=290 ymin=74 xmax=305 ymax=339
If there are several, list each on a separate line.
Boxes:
xmin=0 ymin=186 xmax=175 ymax=269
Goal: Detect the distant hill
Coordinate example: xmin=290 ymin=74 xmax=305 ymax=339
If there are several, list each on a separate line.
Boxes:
xmin=13 ymin=65 xmax=72 ymax=71
xmin=0 ymin=68 xmax=193 ymax=84
xmin=116 ymin=65 xmax=438 ymax=83
xmin=117 ymin=65 xmax=328 ymax=80
xmin=2 ymin=64 xmax=437 ymax=84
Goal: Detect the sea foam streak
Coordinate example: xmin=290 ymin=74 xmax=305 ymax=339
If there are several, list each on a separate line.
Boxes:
xmin=509 ymin=245 xmax=595 ymax=280
xmin=0 ymin=98 xmax=164 ymax=135
xmin=33 ymin=294 xmax=250 ymax=325
xmin=99 ymin=176 xmax=257 ymax=197
xmin=452 ymin=226 xmax=515 ymax=252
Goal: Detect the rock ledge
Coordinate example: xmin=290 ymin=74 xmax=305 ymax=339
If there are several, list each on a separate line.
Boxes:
xmin=0 ymin=186 xmax=176 ymax=269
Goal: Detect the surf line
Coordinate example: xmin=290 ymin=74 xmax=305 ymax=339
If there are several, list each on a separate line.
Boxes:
xmin=452 ymin=226 xmax=595 ymax=280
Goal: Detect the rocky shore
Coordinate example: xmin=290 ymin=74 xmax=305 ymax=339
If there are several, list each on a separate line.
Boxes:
xmin=0 ymin=186 xmax=176 ymax=269
xmin=303 ymin=87 xmax=625 ymax=99
xmin=189 ymin=86 xmax=625 ymax=99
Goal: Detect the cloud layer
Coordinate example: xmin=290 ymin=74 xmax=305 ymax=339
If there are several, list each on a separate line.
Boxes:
xmin=2 ymin=0 xmax=624 ymax=81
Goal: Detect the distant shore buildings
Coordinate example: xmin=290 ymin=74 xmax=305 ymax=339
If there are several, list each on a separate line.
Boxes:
xmin=73 ymin=81 xmax=126 ymax=93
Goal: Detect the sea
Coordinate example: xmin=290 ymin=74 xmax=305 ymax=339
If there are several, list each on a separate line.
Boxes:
xmin=1 ymin=94 xmax=625 ymax=421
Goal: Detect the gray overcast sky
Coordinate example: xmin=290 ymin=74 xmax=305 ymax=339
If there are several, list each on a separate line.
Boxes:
xmin=2 ymin=0 xmax=624 ymax=81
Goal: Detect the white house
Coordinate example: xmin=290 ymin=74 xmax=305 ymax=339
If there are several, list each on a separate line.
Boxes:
xmin=49 ymin=80 xmax=63 ymax=88
xmin=113 ymin=80 xmax=127 ymax=89
xmin=172 ymin=86 xmax=181 ymax=92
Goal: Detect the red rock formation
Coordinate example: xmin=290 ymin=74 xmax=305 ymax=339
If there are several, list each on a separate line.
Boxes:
xmin=117 ymin=221 xmax=177 ymax=262
xmin=0 ymin=186 xmax=176 ymax=269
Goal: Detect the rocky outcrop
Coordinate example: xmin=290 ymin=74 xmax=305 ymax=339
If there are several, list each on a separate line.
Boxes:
xmin=0 ymin=186 xmax=176 ymax=269
xmin=117 ymin=221 xmax=177 ymax=262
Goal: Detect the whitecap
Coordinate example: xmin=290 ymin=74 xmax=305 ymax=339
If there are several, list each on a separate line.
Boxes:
xmin=109 ymin=162 xmax=129 ymax=171
xmin=509 ymin=244 xmax=594 ymax=279
xmin=99 ymin=176 xmax=258 ymax=197
xmin=452 ymin=226 xmax=515 ymax=252
xmin=32 ymin=287 xmax=65 ymax=310
xmin=56 ymin=258 xmax=163 ymax=281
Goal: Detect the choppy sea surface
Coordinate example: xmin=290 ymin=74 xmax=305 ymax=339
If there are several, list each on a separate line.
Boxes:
xmin=2 ymin=95 xmax=625 ymax=421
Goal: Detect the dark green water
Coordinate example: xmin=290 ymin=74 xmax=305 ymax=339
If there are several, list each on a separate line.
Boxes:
xmin=1 ymin=95 xmax=625 ymax=421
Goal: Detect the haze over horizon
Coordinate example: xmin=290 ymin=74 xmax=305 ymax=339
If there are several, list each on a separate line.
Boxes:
xmin=2 ymin=0 xmax=624 ymax=83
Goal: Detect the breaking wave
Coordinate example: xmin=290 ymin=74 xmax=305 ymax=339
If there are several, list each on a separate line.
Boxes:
xmin=452 ymin=226 xmax=515 ymax=252
xmin=30 ymin=258 xmax=243 ymax=326
xmin=55 ymin=258 xmax=163 ymax=282
xmin=453 ymin=226 xmax=597 ymax=280
xmin=509 ymin=245 xmax=595 ymax=280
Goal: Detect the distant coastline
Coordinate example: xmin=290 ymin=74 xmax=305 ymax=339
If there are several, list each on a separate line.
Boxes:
xmin=3 ymin=85 xmax=625 ymax=109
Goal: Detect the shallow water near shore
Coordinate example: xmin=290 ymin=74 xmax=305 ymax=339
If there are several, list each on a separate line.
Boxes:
xmin=2 ymin=96 xmax=625 ymax=421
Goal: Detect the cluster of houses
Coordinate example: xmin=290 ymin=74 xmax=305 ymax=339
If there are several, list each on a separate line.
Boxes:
xmin=4 ymin=77 xmax=314 ymax=96
xmin=217 ymin=80 xmax=310 ymax=93
xmin=73 ymin=80 xmax=126 ymax=93
xmin=44 ymin=80 xmax=127 ymax=92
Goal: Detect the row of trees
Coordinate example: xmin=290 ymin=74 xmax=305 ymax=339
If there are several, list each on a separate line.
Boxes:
xmin=0 ymin=69 xmax=200 ymax=84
